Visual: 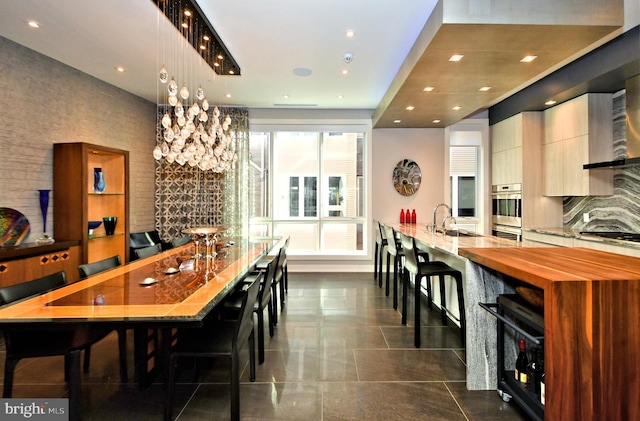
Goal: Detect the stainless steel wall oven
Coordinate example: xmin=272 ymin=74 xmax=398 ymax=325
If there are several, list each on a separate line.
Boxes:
xmin=492 ymin=183 xmax=522 ymax=241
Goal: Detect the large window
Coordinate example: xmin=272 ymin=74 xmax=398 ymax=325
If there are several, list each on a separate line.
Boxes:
xmin=249 ymin=131 xmax=365 ymax=256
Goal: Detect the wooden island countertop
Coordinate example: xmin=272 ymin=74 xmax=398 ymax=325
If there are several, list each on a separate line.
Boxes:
xmin=458 ymin=246 xmax=640 ymax=421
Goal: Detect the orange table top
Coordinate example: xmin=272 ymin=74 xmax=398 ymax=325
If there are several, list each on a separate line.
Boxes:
xmin=0 ymin=237 xmax=281 ymax=328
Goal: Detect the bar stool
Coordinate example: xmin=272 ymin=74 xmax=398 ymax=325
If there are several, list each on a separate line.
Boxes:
xmin=381 ymin=225 xmax=402 ymax=305
xmin=374 ymin=220 xmax=387 ymax=286
xmin=399 ymin=232 xmax=466 ymax=348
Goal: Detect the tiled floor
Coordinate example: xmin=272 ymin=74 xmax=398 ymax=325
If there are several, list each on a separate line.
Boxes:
xmin=1 ymin=272 xmax=531 ymax=420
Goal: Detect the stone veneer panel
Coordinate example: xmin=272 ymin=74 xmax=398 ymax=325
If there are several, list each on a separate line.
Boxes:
xmin=564 ymin=90 xmax=640 ymax=232
xmin=0 ymin=36 xmax=156 ymax=241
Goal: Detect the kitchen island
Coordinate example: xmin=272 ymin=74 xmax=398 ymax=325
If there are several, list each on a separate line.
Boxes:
xmin=459 ymin=246 xmax=640 ymax=421
xmin=386 ymin=223 xmax=640 ymax=419
xmin=386 ymin=223 xmax=543 ymax=392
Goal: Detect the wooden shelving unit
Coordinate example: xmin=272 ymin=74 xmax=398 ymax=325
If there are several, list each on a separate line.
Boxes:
xmin=53 ymin=143 xmax=130 ymax=265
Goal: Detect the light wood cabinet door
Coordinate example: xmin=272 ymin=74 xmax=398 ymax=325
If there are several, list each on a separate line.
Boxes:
xmin=544 ymin=141 xmax=564 ymax=196
xmin=543 ymin=94 xmax=613 ymax=196
xmin=563 ymin=135 xmax=590 ymax=196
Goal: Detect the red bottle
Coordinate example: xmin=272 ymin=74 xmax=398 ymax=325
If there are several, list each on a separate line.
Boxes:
xmin=411 ymin=209 xmax=417 ymax=224
xmin=406 ymin=209 xmax=410 ymax=224
xmin=400 ymin=209 xmax=405 ymax=223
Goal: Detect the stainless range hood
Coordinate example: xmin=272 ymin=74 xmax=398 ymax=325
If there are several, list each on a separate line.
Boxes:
xmin=584 ymin=75 xmax=640 ymax=169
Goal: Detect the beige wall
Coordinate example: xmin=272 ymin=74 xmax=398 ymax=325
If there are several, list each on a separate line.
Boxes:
xmin=372 ymin=128 xmax=446 ymax=226
xmin=0 ymin=36 xmax=157 ymax=241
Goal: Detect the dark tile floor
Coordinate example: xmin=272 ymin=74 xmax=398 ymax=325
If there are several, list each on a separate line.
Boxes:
xmin=0 ymin=272 xmax=532 ymax=420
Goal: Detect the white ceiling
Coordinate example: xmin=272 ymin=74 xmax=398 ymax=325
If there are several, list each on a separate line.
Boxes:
xmin=0 ymin=0 xmax=438 ymax=109
xmin=0 ymin=0 xmax=632 ymax=128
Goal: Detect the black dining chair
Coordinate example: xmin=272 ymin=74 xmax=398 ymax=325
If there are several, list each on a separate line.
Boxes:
xmin=134 ymin=243 xmax=162 ymax=260
xmin=78 ymin=255 xmax=128 ymax=382
xmin=225 ymin=258 xmax=277 ymax=364
xmin=170 ymin=234 xmax=191 ymax=248
xmin=0 ymin=271 xmax=119 ymax=421
xmin=164 ymin=272 xmax=262 ymax=421
xmin=78 ymin=255 xmax=121 ymax=279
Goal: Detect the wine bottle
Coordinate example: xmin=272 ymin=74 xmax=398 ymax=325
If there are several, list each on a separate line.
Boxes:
xmin=411 ymin=209 xmax=417 ymax=224
xmin=400 ymin=209 xmax=405 ymax=223
xmin=539 ymin=353 xmax=545 ymax=405
xmin=526 ymin=347 xmax=539 ymax=393
xmin=515 ymin=339 xmax=528 ymax=383
xmin=406 ymin=209 xmax=410 ymax=224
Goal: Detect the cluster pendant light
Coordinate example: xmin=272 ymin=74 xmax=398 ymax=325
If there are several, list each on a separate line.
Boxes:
xmin=152 ymin=0 xmax=240 ymax=173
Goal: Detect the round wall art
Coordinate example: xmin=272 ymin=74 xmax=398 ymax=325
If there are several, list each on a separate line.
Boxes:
xmin=392 ymin=159 xmax=422 ymax=196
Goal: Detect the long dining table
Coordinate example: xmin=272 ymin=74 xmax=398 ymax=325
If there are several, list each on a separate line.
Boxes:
xmin=0 ymin=235 xmax=283 ymax=420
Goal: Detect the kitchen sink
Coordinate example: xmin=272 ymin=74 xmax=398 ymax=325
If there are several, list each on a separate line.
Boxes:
xmin=442 ymin=229 xmax=482 ymax=237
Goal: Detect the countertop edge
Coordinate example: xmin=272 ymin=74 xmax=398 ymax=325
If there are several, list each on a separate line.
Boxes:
xmin=0 ymin=240 xmax=80 ymax=261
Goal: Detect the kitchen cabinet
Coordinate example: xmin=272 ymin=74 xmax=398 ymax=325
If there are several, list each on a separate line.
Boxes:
xmin=543 ymin=94 xmax=613 ymax=196
xmin=491 ymin=112 xmax=563 ymax=228
xmin=53 ymin=143 xmax=130 ymax=265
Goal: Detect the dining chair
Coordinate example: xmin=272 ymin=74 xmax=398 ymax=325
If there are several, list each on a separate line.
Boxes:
xmin=164 ymin=272 xmax=262 ymax=421
xmin=225 ymin=259 xmax=277 ymax=364
xmin=0 ymin=271 xmax=118 ymax=421
xmin=77 ymin=255 xmax=128 ymax=382
xmin=134 ymin=243 xmax=162 ymax=260
xmin=255 ymin=236 xmax=289 ymax=325
xmin=170 ymin=234 xmax=191 ymax=248
xmin=78 ymin=255 xmax=121 ymax=279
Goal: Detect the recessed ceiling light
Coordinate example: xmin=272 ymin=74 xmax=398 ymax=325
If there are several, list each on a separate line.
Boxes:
xmin=342 ymin=69 xmax=348 ymax=75
xmin=479 ymin=86 xmax=491 ymax=91
xmin=283 ymin=94 xmax=289 ymax=99
xmin=346 ymin=30 xmax=354 ymax=38
xmin=181 ymin=22 xmax=188 ymax=29
xmin=26 ymin=20 xmax=41 ymax=29
xmin=545 ymin=100 xmax=557 ymax=106
xmin=228 ymin=70 xmax=235 ymax=75
xmin=449 ymin=54 xmax=464 ymax=62
xmin=184 ymin=10 xmax=192 ymax=17
xmin=226 ymin=93 xmax=231 ymax=98
xmin=393 ymin=120 xmax=401 ymax=124
xmin=452 ymin=106 xmax=461 ymax=111
xmin=114 ymin=66 xmax=126 ymax=73
xmin=199 ymin=45 xmax=206 ymax=50
xmin=217 ymin=54 xmax=224 ymax=60
xmin=521 ymin=55 xmax=538 ymax=63
xmin=203 ymin=35 xmax=210 ymax=41
xmin=337 ymin=95 xmax=344 ymax=99
xmin=423 ymin=86 xmax=434 ymax=92
xmin=406 ymin=106 xmax=415 ymax=111
xmin=433 ymin=119 xmax=441 ymax=123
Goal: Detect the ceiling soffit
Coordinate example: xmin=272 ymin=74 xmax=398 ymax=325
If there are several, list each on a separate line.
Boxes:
xmin=373 ymin=0 xmax=623 ymax=129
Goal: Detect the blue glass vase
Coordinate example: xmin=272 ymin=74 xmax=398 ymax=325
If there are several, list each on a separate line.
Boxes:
xmin=36 ymin=189 xmax=55 ymax=245
xmin=93 ymin=168 xmax=106 ymax=193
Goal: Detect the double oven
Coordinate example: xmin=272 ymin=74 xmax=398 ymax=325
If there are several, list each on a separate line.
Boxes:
xmin=491 ymin=183 xmax=522 ymax=241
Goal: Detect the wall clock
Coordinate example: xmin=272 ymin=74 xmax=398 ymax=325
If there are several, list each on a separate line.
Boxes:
xmin=392 ymin=159 xmax=421 ymax=196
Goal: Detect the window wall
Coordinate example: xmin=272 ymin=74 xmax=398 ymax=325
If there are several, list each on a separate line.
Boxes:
xmin=249 ymin=131 xmax=366 ymax=256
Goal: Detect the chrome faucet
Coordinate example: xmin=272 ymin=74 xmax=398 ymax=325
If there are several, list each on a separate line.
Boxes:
xmin=441 ymin=215 xmax=457 ymax=234
xmin=431 ymin=203 xmax=451 ymax=232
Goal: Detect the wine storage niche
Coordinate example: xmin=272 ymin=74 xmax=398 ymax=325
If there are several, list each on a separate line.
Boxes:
xmin=480 ymin=294 xmax=544 ymax=421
